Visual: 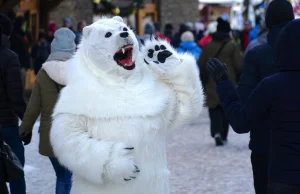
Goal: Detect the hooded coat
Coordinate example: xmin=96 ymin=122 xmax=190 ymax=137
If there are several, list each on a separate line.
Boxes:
xmin=176 ymin=41 xmax=202 ymax=61
xmin=216 ymin=19 xmax=300 ymax=185
xmin=236 ymin=23 xmax=289 ymax=153
xmin=19 ymin=58 xmax=69 ymax=157
xmin=0 ymin=35 xmax=26 ymax=128
xmin=198 ymin=32 xmax=242 ymax=108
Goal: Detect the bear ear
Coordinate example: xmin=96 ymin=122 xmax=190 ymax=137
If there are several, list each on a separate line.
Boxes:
xmin=83 ymin=26 xmax=93 ymax=38
xmin=112 ymin=16 xmax=123 ymax=23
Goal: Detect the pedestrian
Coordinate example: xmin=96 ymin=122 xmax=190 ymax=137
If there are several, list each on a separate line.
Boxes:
xmin=176 ymin=31 xmax=202 ymax=61
xmin=248 ymin=16 xmax=262 ymax=43
xmin=10 ymin=16 xmax=31 ymax=89
xmin=244 ymin=25 xmax=268 ymax=56
xmin=240 ymin=20 xmax=252 ymax=51
xmin=198 ymin=21 xmax=217 ymax=48
xmin=47 ymin=21 xmax=56 ymax=44
xmin=171 ymin=23 xmax=189 ymax=48
xmin=164 ymin=23 xmax=173 ymax=40
xmin=153 ymin=22 xmax=171 ymax=42
xmin=31 ymin=30 xmax=50 ymax=75
xmin=198 ymin=17 xmax=242 ymax=146
xmin=194 ymin=21 xmax=205 ymax=42
xmin=235 ymin=1 xmax=294 ymax=193
xmin=63 ymin=17 xmax=74 ymax=32
xmin=142 ymin=23 xmax=154 ymax=40
xmin=75 ymin=20 xmax=86 ymax=45
xmin=19 ymin=27 xmax=75 ymax=194
xmin=0 ymin=13 xmax=27 ymax=194
xmin=207 ymin=18 xmax=300 ymax=194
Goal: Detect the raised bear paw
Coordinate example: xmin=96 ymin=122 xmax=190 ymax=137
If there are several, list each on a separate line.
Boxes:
xmin=142 ymin=38 xmax=181 ymax=76
xmin=104 ymin=143 xmax=140 ymax=183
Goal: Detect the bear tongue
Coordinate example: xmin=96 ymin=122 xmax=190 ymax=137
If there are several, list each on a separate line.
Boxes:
xmin=119 ymin=55 xmax=133 ymax=66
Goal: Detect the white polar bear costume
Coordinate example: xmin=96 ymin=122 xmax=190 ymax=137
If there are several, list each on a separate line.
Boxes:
xmin=50 ymin=16 xmax=203 ymax=194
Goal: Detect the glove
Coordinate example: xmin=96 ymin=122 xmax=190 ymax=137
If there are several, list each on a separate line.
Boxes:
xmin=20 ymin=132 xmax=32 ymax=145
xmin=207 ymin=58 xmax=229 ymax=84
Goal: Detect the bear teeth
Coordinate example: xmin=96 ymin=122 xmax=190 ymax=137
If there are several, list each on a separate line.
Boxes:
xmin=122 ymin=48 xmax=125 ymax=54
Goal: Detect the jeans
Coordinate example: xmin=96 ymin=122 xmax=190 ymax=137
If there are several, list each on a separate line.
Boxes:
xmin=268 ymin=181 xmax=300 ymax=194
xmin=49 ymin=157 xmax=72 ymax=194
xmin=208 ymin=105 xmax=229 ymax=140
xmin=0 ymin=127 xmax=26 ymax=194
xmin=251 ymin=152 xmax=269 ymax=194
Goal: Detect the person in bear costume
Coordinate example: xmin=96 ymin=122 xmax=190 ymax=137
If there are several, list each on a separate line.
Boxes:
xmin=50 ymin=16 xmax=203 ymax=194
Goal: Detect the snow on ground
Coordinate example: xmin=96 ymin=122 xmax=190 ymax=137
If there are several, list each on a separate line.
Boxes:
xmin=22 ymin=109 xmax=254 ymax=194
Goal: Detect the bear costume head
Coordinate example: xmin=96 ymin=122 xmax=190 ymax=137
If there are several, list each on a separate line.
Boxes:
xmin=79 ymin=16 xmax=140 ymax=79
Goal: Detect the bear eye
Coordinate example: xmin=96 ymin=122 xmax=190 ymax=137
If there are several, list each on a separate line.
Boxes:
xmin=105 ymin=32 xmax=112 ymax=38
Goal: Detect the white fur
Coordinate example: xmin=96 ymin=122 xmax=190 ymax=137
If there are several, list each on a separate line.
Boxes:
xmin=42 ymin=60 xmax=69 ymax=85
xmin=51 ymin=16 xmax=203 ymax=194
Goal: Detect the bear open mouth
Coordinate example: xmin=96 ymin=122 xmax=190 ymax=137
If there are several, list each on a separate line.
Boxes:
xmin=114 ymin=44 xmax=135 ymax=70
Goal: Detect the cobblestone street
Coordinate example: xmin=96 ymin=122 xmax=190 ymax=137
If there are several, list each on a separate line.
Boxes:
xmin=24 ymin=110 xmax=254 ymax=194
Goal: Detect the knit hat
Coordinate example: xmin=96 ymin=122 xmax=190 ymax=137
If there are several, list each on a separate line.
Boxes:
xmin=265 ymin=0 xmax=294 ymax=29
xmin=181 ymin=31 xmax=194 ymax=42
xmin=51 ymin=27 xmax=76 ymax=54
xmin=0 ymin=13 xmax=12 ymax=36
xmin=204 ymin=21 xmax=217 ymax=36
xmin=217 ymin=17 xmax=231 ymax=33
xmin=48 ymin=22 xmax=56 ymax=33
xmin=64 ymin=17 xmax=72 ymax=25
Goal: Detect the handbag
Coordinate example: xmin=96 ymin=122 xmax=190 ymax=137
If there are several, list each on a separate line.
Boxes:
xmin=0 ymin=132 xmax=24 ymax=182
xmin=200 ymin=40 xmax=230 ymax=87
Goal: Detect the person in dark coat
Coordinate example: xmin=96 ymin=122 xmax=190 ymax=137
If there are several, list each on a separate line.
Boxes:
xmin=10 ymin=16 xmax=31 ymax=89
xmin=164 ymin=23 xmax=173 ymax=40
xmin=234 ymin=0 xmax=295 ymax=193
xmin=0 ymin=13 xmax=27 ymax=194
xmin=75 ymin=20 xmax=86 ymax=45
xmin=240 ymin=20 xmax=252 ymax=51
xmin=207 ymin=18 xmax=300 ymax=194
xmin=31 ymin=30 xmax=50 ymax=75
xmin=198 ymin=17 xmax=242 ymax=146
xmin=171 ymin=23 xmax=188 ymax=48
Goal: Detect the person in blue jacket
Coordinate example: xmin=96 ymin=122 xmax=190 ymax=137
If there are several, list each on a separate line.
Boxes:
xmin=231 ymin=0 xmax=295 ymax=193
xmin=248 ymin=16 xmax=261 ymax=43
xmin=176 ymin=31 xmax=202 ymax=61
xmin=207 ymin=19 xmax=300 ymax=194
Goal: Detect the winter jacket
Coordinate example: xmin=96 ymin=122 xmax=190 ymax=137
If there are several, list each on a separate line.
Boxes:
xmin=198 ymin=35 xmax=212 ymax=48
xmin=19 ymin=59 xmax=68 ymax=157
xmin=236 ymin=23 xmax=288 ymax=153
xmin=10 ymin=30 xmax=31 ymax=69
xmin=217 ymin=19 xmax=300 ymax=185
xmin=176 ymin=41 xmax=202 ymax=61
xmin=75 ymin=31 xmax=83 ymax=45
xmin=244 ymin=30 xmax=268 ymax=56
xmin=198 ymin=32 xmax=242 ymax=108
xmin=248 ymin=24 xmax=260 ymax=43
xmin=31 ymin=42 xmax=50 ymax=74
xmin=0 ymin=35 xmax=26 ymax=128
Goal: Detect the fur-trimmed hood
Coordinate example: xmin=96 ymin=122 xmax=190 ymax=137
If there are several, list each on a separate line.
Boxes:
xmin=42 ymin=60 xmax=69 ymax=85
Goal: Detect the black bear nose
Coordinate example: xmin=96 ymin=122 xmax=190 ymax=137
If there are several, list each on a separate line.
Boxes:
xmin=120 ymin=32 xmax=129 ymax=38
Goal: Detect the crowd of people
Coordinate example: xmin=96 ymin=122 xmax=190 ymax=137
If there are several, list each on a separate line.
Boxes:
xmin=0 ymin=14 xmax=78 ymax=194
xmin=1 ymin=0 xmax=300 ymax=193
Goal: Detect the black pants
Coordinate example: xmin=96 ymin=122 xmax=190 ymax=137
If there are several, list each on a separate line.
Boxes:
xmin=208 ymin=105 xmax=229 ymax=140
xmin=251 ymin=152 xmax=269 ymax=194
xmin=0 ymin=181 xmax=9 ymax=194
xmin=268 ymin=181 xmax=300 ymax=194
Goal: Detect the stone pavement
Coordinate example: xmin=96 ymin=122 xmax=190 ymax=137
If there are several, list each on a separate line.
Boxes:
xmin=23 ymin=109 xmax=254 ymax=194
